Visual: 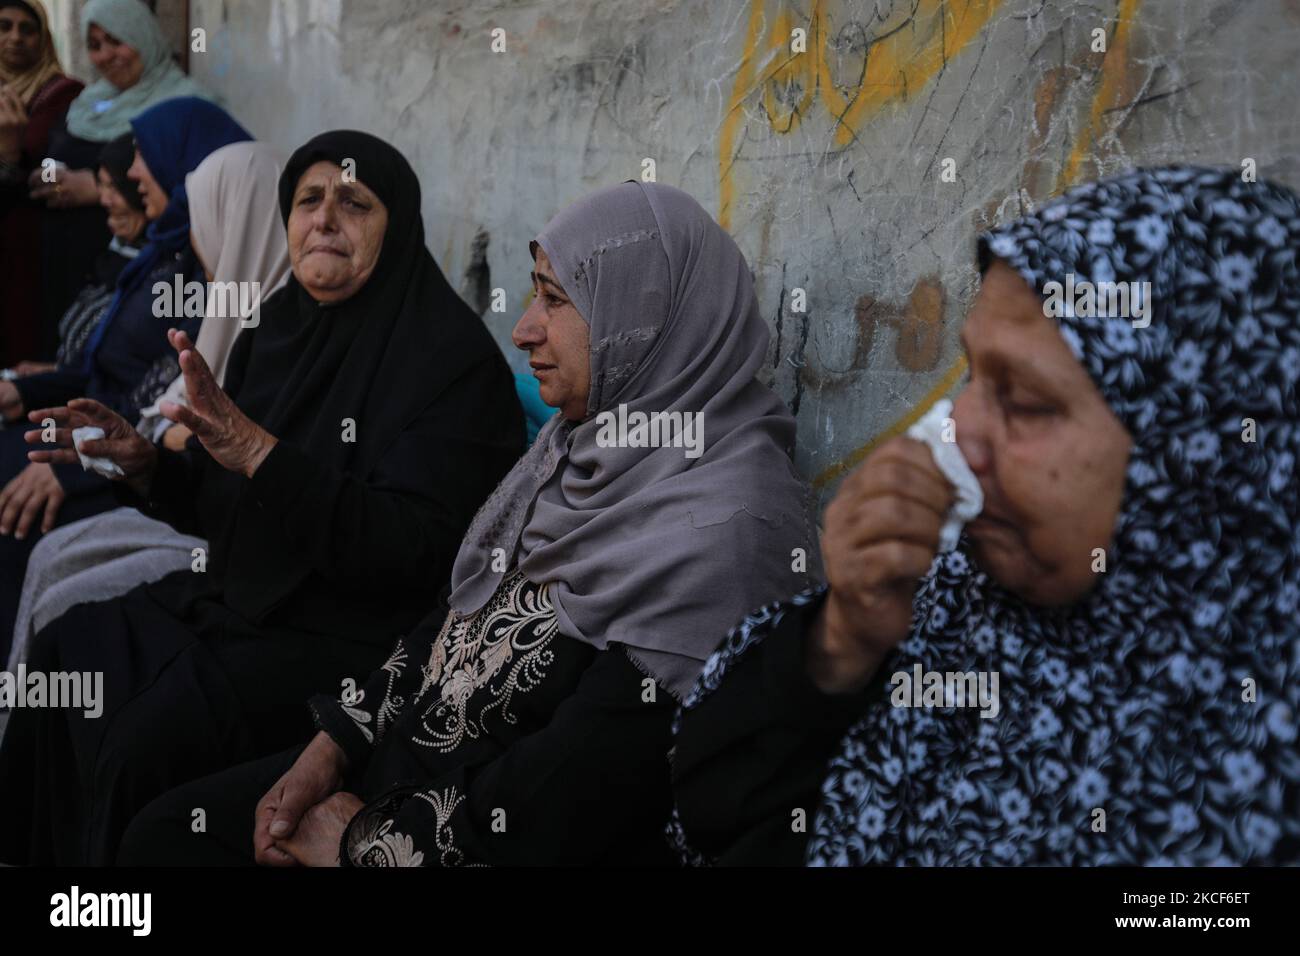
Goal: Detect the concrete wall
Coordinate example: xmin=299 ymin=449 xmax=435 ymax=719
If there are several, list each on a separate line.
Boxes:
xmin=185 ymin=0 xmax=1300 ymax=499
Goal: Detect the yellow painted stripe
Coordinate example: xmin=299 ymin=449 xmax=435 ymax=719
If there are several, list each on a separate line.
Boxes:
xmin=1058 ymin=0 xmax=1141 ymax=190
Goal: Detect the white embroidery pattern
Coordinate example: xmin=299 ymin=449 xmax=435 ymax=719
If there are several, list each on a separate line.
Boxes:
xmin=412 ymin=569 xmax=558 ymax=753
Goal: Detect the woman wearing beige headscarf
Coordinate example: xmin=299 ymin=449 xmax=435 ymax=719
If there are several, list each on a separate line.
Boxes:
xmin=0 ymin=0 xmax=84 ymax=366
xmin=138 ymin=141 xmax=294 ymax=444
xmin=8 ymin=141 xmax=290 ymax=670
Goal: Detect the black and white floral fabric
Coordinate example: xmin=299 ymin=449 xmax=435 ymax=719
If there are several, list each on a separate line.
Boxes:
xmin=684 ymin=167 xmax=1300 ymax=865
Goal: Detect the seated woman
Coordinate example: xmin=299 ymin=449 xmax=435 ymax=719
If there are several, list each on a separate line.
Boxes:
xmin=116 ymin=180 xmax=823 ymax=867
xmin=0 ymin=96 xmax=251 ymax=651
xmin=5 ymin=132 xmax=147 ymax=381
xmin=28 ymin=0 xmax=213 ymax=357
xmin=0 ymin=0 xmax=84 ymax=367
xmin=0 ymin=130 xmax=525 ymax=865
xmin=6 ymin=140 xmax=290 ymax=672
xmin=668 ymin=166 xmax=1300 ymax=866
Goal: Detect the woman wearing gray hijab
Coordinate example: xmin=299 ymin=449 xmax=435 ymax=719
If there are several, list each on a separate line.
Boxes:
xmin=119 ymin=180 xmax=822 ymax=866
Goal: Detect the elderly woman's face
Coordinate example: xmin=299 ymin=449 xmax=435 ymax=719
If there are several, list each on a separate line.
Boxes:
xmin=287 ymin=161 xmax=389 ymax=304
xmin=513 ymin=247 xmax=591 ymax=421
xmin=96 ymin=166 xmax=145 ymax=243
xmin=951 ymin=260 xmax=1132 ymax=607
xmin=0 ymin=6 xmax=40 ymax=72
xmin=126 ymin=148 xmax=167 ymax=221
xmin=86 ymin=23 xmax=144 ymax=91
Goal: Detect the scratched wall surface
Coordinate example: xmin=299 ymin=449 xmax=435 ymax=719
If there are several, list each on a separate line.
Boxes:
xmin=189 ymin=0 xmax=1300 ymax=499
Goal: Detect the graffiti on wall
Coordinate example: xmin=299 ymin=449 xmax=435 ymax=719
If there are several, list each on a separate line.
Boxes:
xmin=717 ymin=0 xmax=1147 ymax=489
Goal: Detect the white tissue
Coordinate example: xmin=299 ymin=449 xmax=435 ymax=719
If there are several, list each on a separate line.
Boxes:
xmin=905 ymin=399 xmax=983 ymax=552
xmin=72 ymin=426 xmax=125 ymax=479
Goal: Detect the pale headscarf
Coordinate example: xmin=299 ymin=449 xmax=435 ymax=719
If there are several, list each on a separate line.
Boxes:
xmin=136 ymin=141 xmax=291 ymax=441
xmin=449 ymin=181 xmax=823 ymax=699
xmin=0 ymin=0 xmax=64 ymax=106
xmin=64 ymin=0 xmax=211 ymax=142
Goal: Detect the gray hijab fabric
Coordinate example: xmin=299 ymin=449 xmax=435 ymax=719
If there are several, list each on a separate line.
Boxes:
xmin=449 ymin=181 xmax=822 ymax=699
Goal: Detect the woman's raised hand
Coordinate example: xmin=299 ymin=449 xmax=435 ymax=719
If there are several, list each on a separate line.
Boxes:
xmin=807 ymin=436 xmax=955 ymax=694
xmin=27 ymin=162 xmax=98 ymax=208
xmin=159 ymin=328 xmax=278 ymax=478
xmin=0 ymin=84 xmax=28 ymax=165
xmin=24 ymin=398 xmax=157 ymax=497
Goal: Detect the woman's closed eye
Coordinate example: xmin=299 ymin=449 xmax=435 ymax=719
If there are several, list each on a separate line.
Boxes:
xmin=998 ymin=382 xmax=1058 ymax=418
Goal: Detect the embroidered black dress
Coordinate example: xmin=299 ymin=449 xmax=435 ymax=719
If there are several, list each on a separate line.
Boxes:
xmin=120 ymin=569 xmax=678 ymax=866
xmin=0 ymin=129 xmax=527 ymax=867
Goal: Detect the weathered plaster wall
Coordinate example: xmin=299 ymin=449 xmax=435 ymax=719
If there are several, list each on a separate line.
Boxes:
xmin=187 ymin=0 xmax=1300 ymax=498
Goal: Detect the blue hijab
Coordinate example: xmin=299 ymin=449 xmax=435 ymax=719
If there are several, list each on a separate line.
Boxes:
xmin=83 ymin=97 xmax=252 ymax=371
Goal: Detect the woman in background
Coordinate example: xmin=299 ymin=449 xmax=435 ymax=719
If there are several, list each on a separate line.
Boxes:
xmin=51 ymin=133 xmax=150 ymax=371
xmin=8 ymin=140 xmax=290 ymax=672
xmin=0 ymin=0 xmax=83 ymax=366
xmin=0 ymin=96 xmax=250 ymax=652
xmin=4 ymin=132 xmax=146 ymax=379
xmin=29 ymin=0 xmax=212 ymax=358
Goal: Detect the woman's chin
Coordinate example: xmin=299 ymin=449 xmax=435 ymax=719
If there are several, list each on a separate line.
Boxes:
xmin=972 ymin=542 xmax=1092 ymax=608
xmin=969 ymin=537 xmax=1038 ymax=599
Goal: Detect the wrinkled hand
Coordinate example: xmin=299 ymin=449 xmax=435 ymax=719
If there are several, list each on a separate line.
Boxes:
xmin=276 ymin=792 xmax=365 ymax=868
xmin=253 ymin=731 xmax=348 ymax=867
xmin=0 ymin=380 xmax=23 ymax=421
xmin=0 ymin=461 xmax=63 ymax=538
xmin=807 ymin=436 xmax=954 ymax=694
xmin=23 ymin=398 xmax=157 ymax=497
xmin=161 ymin=329 xmax=277 ymax=478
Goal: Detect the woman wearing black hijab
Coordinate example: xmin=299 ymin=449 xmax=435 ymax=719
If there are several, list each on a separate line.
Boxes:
xmin=0 ymin=130 xmax=525 ymax=865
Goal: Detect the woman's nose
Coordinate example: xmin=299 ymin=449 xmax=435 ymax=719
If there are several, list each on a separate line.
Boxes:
xmin=311 ymin=197 xmax=338 ymax=231
xmin=952 ymin=385 xmax=993 ymax=475
xmin=512 ymin=299 xmax=545 ymax=350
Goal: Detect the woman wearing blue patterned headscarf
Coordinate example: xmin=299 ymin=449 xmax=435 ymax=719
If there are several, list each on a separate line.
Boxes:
xmin=669 ymin=166 xmax=1299 ymax=866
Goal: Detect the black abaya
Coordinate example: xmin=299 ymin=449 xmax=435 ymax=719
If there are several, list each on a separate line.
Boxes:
xmin=0 ymin=131 xmax=525 ymax=865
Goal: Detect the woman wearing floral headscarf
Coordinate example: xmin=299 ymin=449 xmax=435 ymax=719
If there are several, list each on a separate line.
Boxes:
xmin=670 ymin=166 xmax=1300 ymax=866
